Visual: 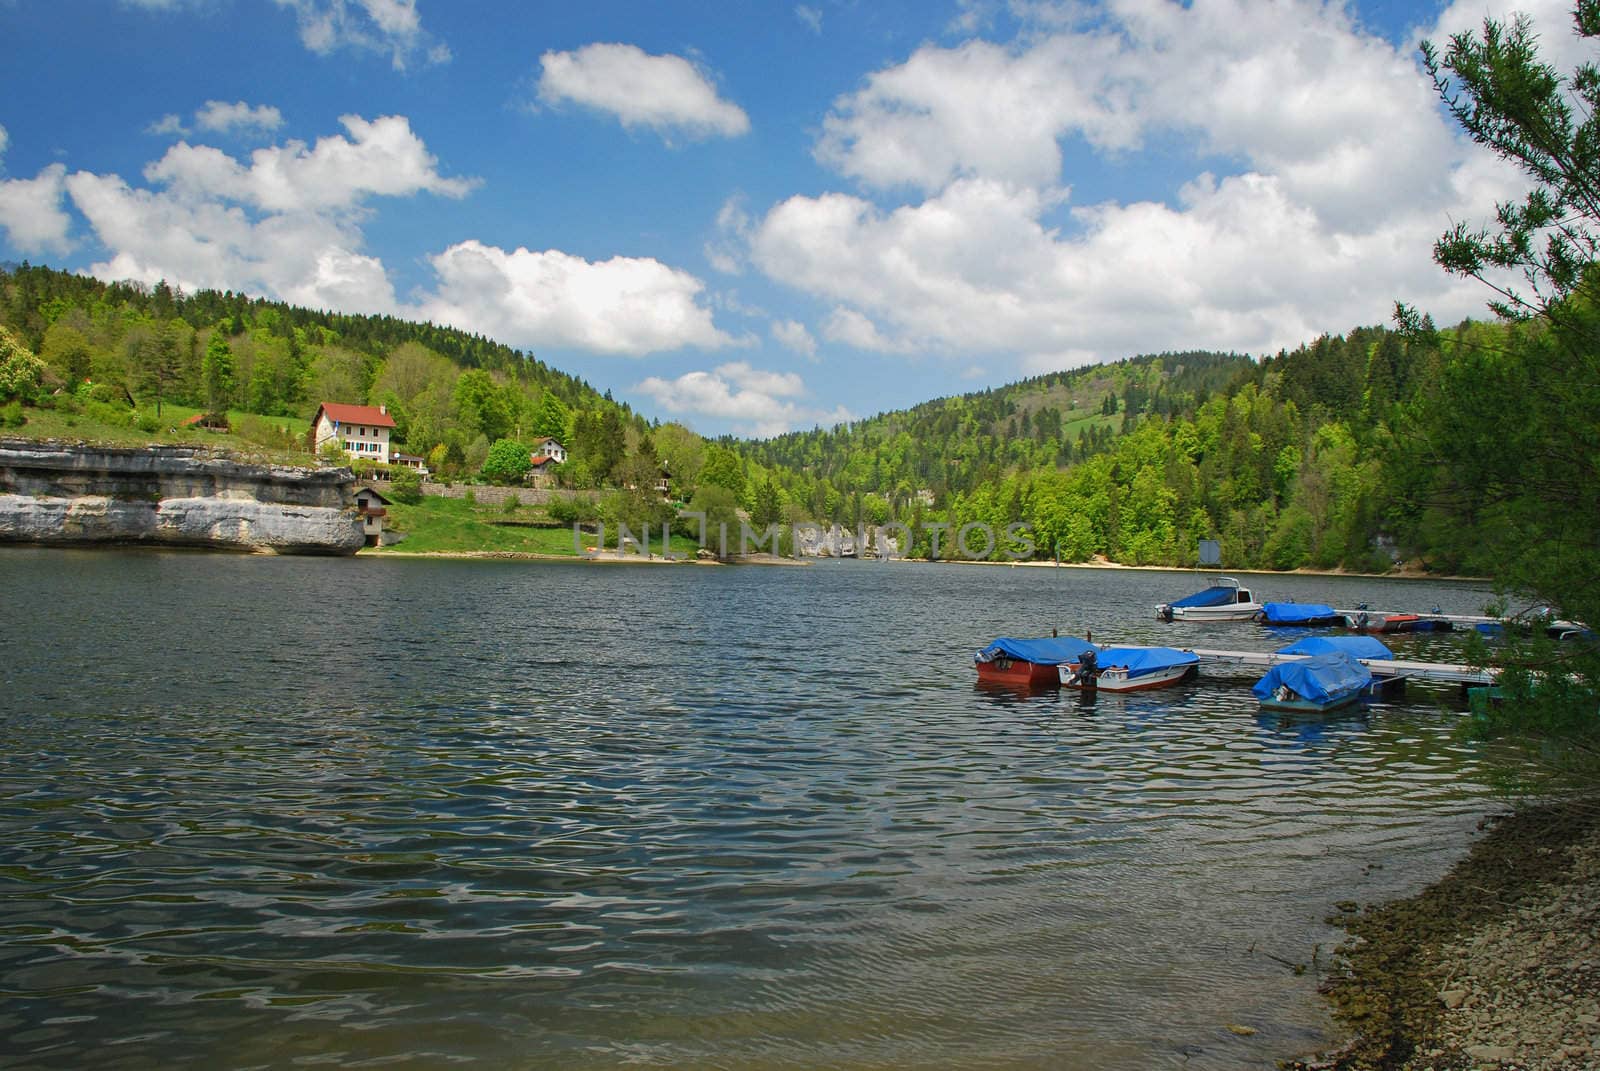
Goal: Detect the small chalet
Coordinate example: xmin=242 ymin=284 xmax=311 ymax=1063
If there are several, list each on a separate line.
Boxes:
xmin=311 ymin=402 xmax=397 ymax=463
xmin=527 ymin=454 xmax=560 ymax=487
xmin=390 ymin=451 xmax=430 ymax=476
xmin=531 ymin=437 xmax=568 ymax=464
xmin=354 ymin=486 xmax=392 ymax=546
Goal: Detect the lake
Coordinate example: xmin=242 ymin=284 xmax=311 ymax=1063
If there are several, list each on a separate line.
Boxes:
xmin=0 ymin=549 xmax=1509 ymax=1069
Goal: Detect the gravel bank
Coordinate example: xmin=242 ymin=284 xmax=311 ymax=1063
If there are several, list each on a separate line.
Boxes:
xmin=1290 ymin=799 xmax=1600 ymax=1071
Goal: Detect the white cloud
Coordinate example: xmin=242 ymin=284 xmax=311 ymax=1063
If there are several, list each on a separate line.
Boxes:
xmin=195 ymin=100 xmax=285 ymax=135
xmin=817 ymin=0 xmax=1457 ymax=230
xmin=750 ymin=169 xmax=1503 ymax=368
xmin=60 ymin=115 xmax=472 ymax=315
xmin=52 ymin=114 xmax=731 ymax=359
xmin=148 ymin=114 xmax=189 ymax=137
xmin=635 ymin=361 xmax=847 ymax=437
xmin=65 ymin=168 xmax=400 ymax=313
xmin=771 ymin=318 xmax=817 ymax=359
xmin=795 ymin=5 xmax=823 ymax=33
xmin=0 ymin=125 xmax=8 ymax=158
xmin=272 ymin=0 xmax=449 ymax=69
xmin=537 ymin=43 xmax=750 ymax=141
xmin=0 ymin=164 xmax=74 ymax=255
xmin=144 ymin=114 xmax=477 ymax=212
xmin=418 ymin=240 xmax=733 ymax=356
xmin=741 ymin=0 xmax=1551 ymax=372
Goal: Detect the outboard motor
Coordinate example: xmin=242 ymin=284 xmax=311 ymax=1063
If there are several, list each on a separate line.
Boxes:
xmin=1157 ymin=604 xmax=1174 ymax=623
xmin=1067 ymin=648 xmax=1100 ymax=688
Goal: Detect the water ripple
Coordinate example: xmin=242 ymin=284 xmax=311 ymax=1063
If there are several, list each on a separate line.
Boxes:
xmin=0 ymin=551 xmax=1512 ymax=1069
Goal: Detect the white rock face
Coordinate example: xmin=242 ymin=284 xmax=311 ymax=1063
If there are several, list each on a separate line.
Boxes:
xmin=0 ymin=441 xmax=364 ymax=555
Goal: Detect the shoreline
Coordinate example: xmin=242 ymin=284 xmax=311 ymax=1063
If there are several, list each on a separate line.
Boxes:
xmin=361 ymin=546 xmax=1486 ymax=582
xmin=1291 ymin=797 xmax=1600 ymax=1070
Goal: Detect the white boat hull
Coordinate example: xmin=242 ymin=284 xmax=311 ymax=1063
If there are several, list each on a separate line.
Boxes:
xmin=1167 ymin=602 xmax=1263 ymax=622
xmin=1061 ymin=661 xmax=1197 ymax=692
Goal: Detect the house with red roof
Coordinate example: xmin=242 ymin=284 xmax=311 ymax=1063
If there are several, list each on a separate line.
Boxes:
xmin=310 ymin=402 xmax=397 ymax=463
xmin=531 ymin=436 xmax=567 ymax=464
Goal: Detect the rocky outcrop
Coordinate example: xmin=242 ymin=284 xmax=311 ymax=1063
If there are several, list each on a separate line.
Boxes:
xmin=0 ymin=439 xmax=364 ymax=554
xmin=794 ymin=523 xmax=901 ymax=559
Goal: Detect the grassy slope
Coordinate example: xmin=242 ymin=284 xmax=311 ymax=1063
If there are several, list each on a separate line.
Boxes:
xmin=371 ymin=496 xmax=702 ymax=558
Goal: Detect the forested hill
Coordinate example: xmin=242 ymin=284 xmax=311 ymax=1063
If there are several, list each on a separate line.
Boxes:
xmin=0 ymin=261 xmax=645 ymax=477
xmin=0 ymin=260 xmax=1553 ymax=582
xmin=0 ymin=262 xmax=611 ymax=408
xmin=733 ymin=350 xmax=1252 ymax=502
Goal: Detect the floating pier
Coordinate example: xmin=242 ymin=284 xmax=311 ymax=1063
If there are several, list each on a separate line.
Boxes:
xmin=1118 ymin=645 xmax=1495 ymax=687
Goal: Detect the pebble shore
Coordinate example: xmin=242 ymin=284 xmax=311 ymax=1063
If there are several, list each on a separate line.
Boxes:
xmin=1290 ymin=799 xmax=1600 ymax=1071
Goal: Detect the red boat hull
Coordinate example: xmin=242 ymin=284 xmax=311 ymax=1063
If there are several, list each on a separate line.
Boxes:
xmin=975 ymin=658 xmax=1060 ymax=687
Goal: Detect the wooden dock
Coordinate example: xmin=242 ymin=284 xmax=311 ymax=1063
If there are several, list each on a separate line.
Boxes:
xmin=1143 ymin=645 xmax=1495 ymax=687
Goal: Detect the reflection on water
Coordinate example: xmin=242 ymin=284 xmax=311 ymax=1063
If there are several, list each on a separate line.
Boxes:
xmin=0 ymin=551 xmax=1504 ymax=1069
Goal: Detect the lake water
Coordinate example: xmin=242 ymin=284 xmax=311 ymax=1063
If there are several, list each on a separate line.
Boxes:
xmin=0 ymin=549 xmax=1510 ymax=1069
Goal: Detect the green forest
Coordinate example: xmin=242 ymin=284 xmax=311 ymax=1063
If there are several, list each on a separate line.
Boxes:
xmin=0 ymin=262 xmax=1482 ymax=577
xmin=0 ymin=3 xmax=1596 ymax=658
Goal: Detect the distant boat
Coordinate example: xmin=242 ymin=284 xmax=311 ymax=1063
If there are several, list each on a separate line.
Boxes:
xmin=1157 ymin=576 xmax=1263 ymax=622
xmin=1256 ymin=602 xmax=1344 ymax=627
xmin=1061 ymin=646 xmax=1199 ymax=692
xmin=1252 ymin=650 xmax=1372 ymax=713
xmin=975 ymin=636 xmax=1098 ymax=687
xmin=1344 ymin=610 xmax=1454 ymax=634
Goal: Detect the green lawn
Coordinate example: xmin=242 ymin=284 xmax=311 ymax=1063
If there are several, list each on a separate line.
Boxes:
xmin=371 ymin=495 xmax=703 ymax=558
xmin=6 ymin=401 xmax=314 ymax=464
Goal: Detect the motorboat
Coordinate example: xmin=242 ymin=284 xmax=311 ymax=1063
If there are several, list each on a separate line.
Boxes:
xmin=1345 ymin=610 xmax=1454 ymax=634
xmin=1256 ymin=602 xmax=1344 ymax=627
xmin=975 ymin=636 xmax=1098 ymax=687
xmin=1157 ymin=576 xmax=1263 ymax=622
xmin=1061 ymin=646 xmax=1199 ymax=692
xmin=1252 ymin=650 xmax=1372 ymax=713
xmin=1276 ymin=635 xmax=1394 ymax=660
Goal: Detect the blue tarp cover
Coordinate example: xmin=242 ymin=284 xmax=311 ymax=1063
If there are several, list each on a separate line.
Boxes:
xmin=1277 ymin=635 xmax=1394 ymax=660
xmin=1259 ymin=602 xmax=1340 ymax=624
xmin=1252 ymin=651 xmax=1372 ymax=704
xmin=976 ymin=636 xmax=1098 ymax=666
xmin=1169 ymin=584 xmax=1238 ymax=609
xmin=1093 ymin=646 xmax=1200 ymax=679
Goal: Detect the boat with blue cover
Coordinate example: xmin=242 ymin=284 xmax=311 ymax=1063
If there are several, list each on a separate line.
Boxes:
xmin=1252 ymin=650 xmax=1372 ymax=713
xmin=1255 ymin=602 xmax=1344 ymax=627
xmin=1157 ymin=576 xmax=1263 ymax=622
xmin=975 ymin=636 xmax=1098 ymax=687
xmin=1061 ymin=646 xmax=1200 ymax=692
xmin=1275 ymin=635 xmax=1394 ymax=660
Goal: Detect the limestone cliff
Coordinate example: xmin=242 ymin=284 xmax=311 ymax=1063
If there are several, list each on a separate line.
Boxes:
xmin=0 ymin=440 xmax=364 ymax=555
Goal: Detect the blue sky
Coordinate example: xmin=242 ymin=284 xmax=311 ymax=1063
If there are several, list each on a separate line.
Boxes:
xmin=0 ymin=0 xmax=1574 ymax=435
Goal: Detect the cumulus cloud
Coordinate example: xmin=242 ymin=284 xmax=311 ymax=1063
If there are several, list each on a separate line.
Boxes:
xmin=0 ymin=124 xmax=73 ymax=255
xmin=0 ymin=164 xmax=74 ymax=256
xmin=738 ymin=0 xmax=1550 ymax=372
xmin=417 ymin=240 xmax=733 ymax=356
xmin=771 ymin=319 xmax=817 ymax=359
xmin=818 ymin=0 xmax=1455 ymax=230
xmin=272 ymin=0 xmax=450 ymax=69
xmin=635 ymin=361 xmax=848 ymax=437
xmin=144 ymin=114 xmax=477 ymax=212
xmin=60 ymin=114 xmax=475 ymax=314
xmin=195 ymin=100 xmax=285 ymax=135
xmin=537 ymin=43 xmax=750 ymax=140
xmin=48 ymin=113 xmax=730 ymax=358
xmin=750 ymin=167 xmax=1507 ymax=369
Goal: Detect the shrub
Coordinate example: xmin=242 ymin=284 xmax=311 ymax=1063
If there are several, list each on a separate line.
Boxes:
xmin=136 ymin=410 xmax=161 ymax=434
xmin=1 ymin=400 xmax=25 ymax=428
xmin=389 ymin=467 xmax=423 ymax=504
